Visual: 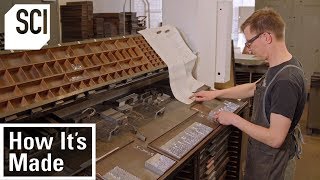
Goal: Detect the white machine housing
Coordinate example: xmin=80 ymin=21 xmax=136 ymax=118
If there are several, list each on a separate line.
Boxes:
xmin=162 ymin=0 xmax=233 ymax=85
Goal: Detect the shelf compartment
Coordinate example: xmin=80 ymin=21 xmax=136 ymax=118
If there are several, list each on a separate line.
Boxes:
xmin=24 ymin=93 xmax=42 ymax=104
xmin=138 ymin=44 xmax=146 ymax=49
xmin=119 ymin=59 xmax=135 ymax=69
xmin=120 ymin=49 xmax=131 ymax=59
xmin=46 ymin=61 xmax=64 ymax=75
xmin=34 ymin=63 xmax=53 ymax=77
xmin=115 ymin=38 xmax=136 ymax=49
xmin=62 ymin=84 xmax=77 ymax=93
xmin=115 ymin=39 xmax=129 ymax=49
xmin=0 ymin=52 xmax=31 ymax=68
xmin=127 ymin=48 xmax=138 ymax=58
xmin=0 ymin=101 xmax=14 ymax=113
xmin=44 ymin=75 xmax=70 ymax=88
xmin=143 ymin=63 xmax=153 ymax=70
xmin=103 ymin=40 xmax=117 ymax=50
xmin=18 ymin=80 xmax=48 ymax=94
xmin=0 ymin=70 xmax=15 ymax=87
xmin=103 ymin=62 xmax=121 ymax=73
xmin=8 ymin=68 xmax=28 ymax=84
xmin=132 ymin=56 xmax=148 ymax=65
xmin=67 ymin=70 xmax=90 ymax=82
xmin=77 ymin=56 xmax=93 ymax=68
xmin=50 ymin=46 xmax=74 ymax=59
xmin=106 ymin=52 xmax=117 ymax=62
xmin=50 ymin=87 xmax=66 ymax=97
xmin=127 ymin=38 xmax=136 ymax=47
xmin=91 ymin=76 xmax=105 ymax=84
xmin=133 ymin=47 xmax=143 ymax=56
xmin=68 ymin=57 xmax=85 ymax=71
xmin=87 ymin=66 xmax=107 ymax=77
xmin=123 ymin=68 xmax=135 ymax=76
xmin=138 ymin=65 xmax=148 ymax=71
xmin=57 ymin=59 xmax=73 ymax=72
xmin=22 ymin=65 xmax=41 ymax=80
xmin=72 ymin=81 xmax=88 ymax=89
xmin=89 ymin=42 xmax=106 ymax=53
xmin=113 ymin=51 xmax=125 ymax=61
xmin=104 ymin=72 xmax=120 ymax=80
xmin=10 ymin=97 xmax=29 ymax=108
xmin=71 ymin=44 xmax=93 ymax=56
xmin=132 ymin=66 xmax=142 ymax=73
xmin=95 ymin=53 xmax=111 ymax=64
xmin=37 ymin=90 xmax=54 ymax=100
xmin=82 ymin=79 xmax=95 ymax=87
xmin=27 ymin=49 xmax=55 ymax=63
xmin=0 ymin=86 xmax=22 ymax=101
xmin=87 ymin=54 xmax=103 ymax=65
xmin=101 ymin=74 xmax=113 ymax=81
xmin=117 ymin=70 xmax=128 ymax=77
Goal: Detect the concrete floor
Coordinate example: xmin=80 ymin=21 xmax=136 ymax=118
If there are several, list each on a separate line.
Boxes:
xmin=295 ymin=103 xmax=320 ymax=180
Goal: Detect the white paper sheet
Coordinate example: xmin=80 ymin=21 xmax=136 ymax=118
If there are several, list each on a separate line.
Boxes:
xmin=139 ymin=25 xmax=204 ymax=104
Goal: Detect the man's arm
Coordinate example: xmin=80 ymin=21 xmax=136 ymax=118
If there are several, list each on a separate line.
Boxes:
xmin=231 ymin=112 xmax=291 ymax=148
xmin=191 ymin=82 xmax=257 ymax=101
xmin=217 ymin=82 xmax=257 ymax=99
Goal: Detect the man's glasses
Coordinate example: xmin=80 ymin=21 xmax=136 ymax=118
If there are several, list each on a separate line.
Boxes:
xmin=245 ymin=33 xmax=263 ymax=48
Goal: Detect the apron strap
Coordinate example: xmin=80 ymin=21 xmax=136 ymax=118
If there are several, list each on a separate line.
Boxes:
xmin=263 ymin=65 xmax=304 ymax=122
xmin=292 ymin=124 xmax=305 ymax=159
xmin=262 ymin=64 xmax=305 ymax=159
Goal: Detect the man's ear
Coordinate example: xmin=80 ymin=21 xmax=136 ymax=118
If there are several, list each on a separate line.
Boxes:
xmin=265 ymin=33 xmax=273 ymax=44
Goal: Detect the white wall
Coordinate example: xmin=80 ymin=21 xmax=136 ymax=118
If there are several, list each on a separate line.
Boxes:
xmin=94 ymin=0 xmax=131 ymax=13
xmin=163 ymin=0 xmax=233 ymax=85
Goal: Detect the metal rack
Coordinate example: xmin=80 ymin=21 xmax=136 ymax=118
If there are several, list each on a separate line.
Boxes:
xmin=0 ymin=32 xmax=4 ymax=50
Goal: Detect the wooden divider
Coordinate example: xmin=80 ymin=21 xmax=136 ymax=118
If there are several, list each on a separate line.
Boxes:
xmin=0 ymin=35 xmax=166 ymax=115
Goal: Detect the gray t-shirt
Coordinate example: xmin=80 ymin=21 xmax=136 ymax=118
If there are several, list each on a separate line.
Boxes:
xmin=264 ymin=57 xmax=307 ymax=132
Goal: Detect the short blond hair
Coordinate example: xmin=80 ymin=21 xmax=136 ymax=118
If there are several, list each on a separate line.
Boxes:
xmin=241 ymin=7 xmax=285 ymax=40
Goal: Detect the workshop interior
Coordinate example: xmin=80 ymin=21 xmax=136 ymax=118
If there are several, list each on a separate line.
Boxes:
xmin=0 ymin=0 xmax=319 ymax=179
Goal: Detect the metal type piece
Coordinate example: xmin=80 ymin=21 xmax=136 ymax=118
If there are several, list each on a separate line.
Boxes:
xmin=145 ymin=153 xmax=176 ymax=175
xmin=207 ymin=101 xmax=240 ymax=122
xmin=116 ymin=93 xmax=139 ymax=107
xmin=100 ymin=108 xmax=127 ymax=125
xmin=134 ymin=145 xmax=154 ymax=157
xmin=117 ymin=104 xmax=133 ymax=112
xmin=160 ymin=122 xmax=213 ymax=159
xmin=223 ymin=100 xmax=240 ymax=112
xmin=191 ymin=103 xmax=212 ymax=115
xmin=153 ymin=93 xmax=171 ymax=106
xmin=136 ymin=132 xmax=147 ymax=141
xmin=104 ymin=166 xmax=140 ymax=180
xmin=154 ymin=107 xmax=165 ymax=119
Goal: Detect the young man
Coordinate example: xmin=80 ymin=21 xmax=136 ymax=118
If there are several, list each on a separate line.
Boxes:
xmin=191 ymin=7 xmax=306 ymax=180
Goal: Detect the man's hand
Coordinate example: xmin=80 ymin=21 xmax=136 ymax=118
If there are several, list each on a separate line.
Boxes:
xmin=215 ymin=111 xmax=239 ymax=125
xmin=190 ymin=90 xmax=220 ymax=102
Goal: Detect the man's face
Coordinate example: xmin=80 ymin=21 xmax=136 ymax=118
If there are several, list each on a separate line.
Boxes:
xmin=243 ymin=26 xmax=267 ymax=60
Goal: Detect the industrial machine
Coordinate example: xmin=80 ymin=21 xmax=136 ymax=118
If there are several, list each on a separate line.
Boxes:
xmin=0 ymin=0 xmax=249 ymax=179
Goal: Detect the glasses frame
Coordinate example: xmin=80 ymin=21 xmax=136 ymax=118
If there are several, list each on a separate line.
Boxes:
xmin=245 ymin=32 xmax=263 ymax=48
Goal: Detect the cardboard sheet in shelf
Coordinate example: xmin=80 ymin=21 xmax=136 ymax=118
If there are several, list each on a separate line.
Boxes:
xmin=139 ymin=25 xmax=204 ymax=104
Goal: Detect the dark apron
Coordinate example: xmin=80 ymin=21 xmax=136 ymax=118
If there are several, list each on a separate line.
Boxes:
xmin=244 ymin=65 xmax=304 ymax=180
